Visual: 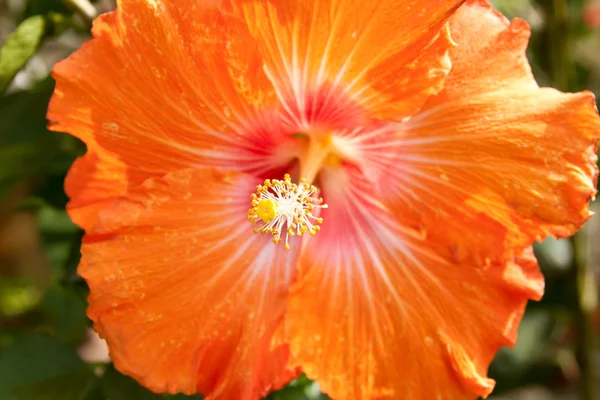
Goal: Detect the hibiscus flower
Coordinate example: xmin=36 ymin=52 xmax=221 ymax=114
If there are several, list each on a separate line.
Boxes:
xmin=47 ymin=0 xmax=600 ymax=399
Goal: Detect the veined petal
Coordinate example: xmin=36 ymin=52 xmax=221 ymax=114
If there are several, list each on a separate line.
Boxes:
xmin=286 ymin=167 xmax=543 ymax=400
xmin=48 ymin=0 xmax=287 ymax=231
xmin=354 ymin=0 xmax=600 ymax=264
xmin=81 ymin=168 xmax=299 ymax=399
xmin=231 ymin=0 xmax=464 ymax=124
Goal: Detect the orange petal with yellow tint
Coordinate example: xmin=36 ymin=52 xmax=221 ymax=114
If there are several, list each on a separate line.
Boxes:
xmin=431 ymin=0 xmax=539 ymax=101
xmin=81 ymin=168 xmax=299 ymax=398
xmin=355 ymin=0 xmax=600 ymax=265
xmin=231 ymin=0 xmax=464 ymax=122
xmin=64 ymin=150 xmax=127 ymax=230
xmin=286 ymin=167 xmax=543 ymax=399
xmin=48 ymin=0 xmax=285 ymax=230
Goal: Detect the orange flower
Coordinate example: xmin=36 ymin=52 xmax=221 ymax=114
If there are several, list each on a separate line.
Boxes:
xmin=584 ymin=2 xmax=600 ymax=28
xmin=48 ymin=0 xmax=600 ymax=399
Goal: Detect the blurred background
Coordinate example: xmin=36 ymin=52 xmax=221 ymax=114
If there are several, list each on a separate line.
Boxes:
xmin=0 ymin=0 xmax=599 ymax=399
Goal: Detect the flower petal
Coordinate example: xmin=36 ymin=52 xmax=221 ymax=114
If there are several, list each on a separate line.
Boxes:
xmin=428 ymin=0 xmax=537 ymax=102
xmin=231 ymin=0 xmax=464 ymax=122
xmin=81 ymin=168 xmax=299 ymax=398
xmin=286 ymin=167 xmax=543 ymax=399
xmin=353 ymin=0 xmax=600 ymax=264
xmin=64 ymin=150 xmax=127 ymax=230
xmin=48 ymin=0 xmax=288 ymax=230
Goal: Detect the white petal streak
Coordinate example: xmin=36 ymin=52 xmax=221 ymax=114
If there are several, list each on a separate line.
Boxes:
xmin=320 ymin=173 xmax=459 ymax=340
xmin=364 ymin=156 xmax=477 ymax=207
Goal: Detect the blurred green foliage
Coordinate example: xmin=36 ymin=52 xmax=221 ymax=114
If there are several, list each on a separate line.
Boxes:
xmin=0 ymin=15 xmax=45 ymax=93
xmin=0 ymin=0 xmax=599 ymax=399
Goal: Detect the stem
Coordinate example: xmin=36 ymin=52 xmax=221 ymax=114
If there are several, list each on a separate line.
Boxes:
xmin=567 ymin=0 xmax=599 ymax=394
xmin=572 ymin=228 xmax=598 ymax=400
xmin=60 ymin=0 xmax=97 ymax=24
xmin=548 ymin=0 xmax=572 ymax=91
xmin=536 ymin=0 xmax=597 ymax=398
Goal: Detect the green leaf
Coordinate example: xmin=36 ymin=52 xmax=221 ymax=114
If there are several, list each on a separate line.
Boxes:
xmin=0 ymin=137 xmax=60 ymax=198
xmin=0 ymin=334 xmax=97 ymax=400
xmin=13 ymin=369 xmax=97 ymax=400
xmin=0 ymin=79 xmax=70 ymax=199
xmin=264 ymin=376 xmax=329 ymax=400
xmin=33 ymin=175 xmax=71 ymax=209
xmin=36 ymin=204 xmax=83 ymax=280
xmin=99 ymin=364 xmax=163 ymax=400
xmin=0 ymin=77 xmax=84 ymax=199
xmin=38 ymin=206 xmax=80 ymax=237
xmin=0 ymin=278 xmax=42 ymax=318
xmin=0 ymin=329 xmax=27 ymax=351
xmin=265 ymin=386 xmax=310 ymax=400
xmin=41 ymin=284 xmax=88 ymax=344
xmin=26 ymin=0 xmax=71 ymax=17
xmin=47 ymin=12 xmax=74 ymax=37
xmin=0 ymin=16 xmax=46 ymax=94
xmin=15 ymin=196 xmax=50 ymax=212
xmin=99 ymin=373 xmax=204 ymax=400
xmin=0 ymin=78 xmax=55 ymax=146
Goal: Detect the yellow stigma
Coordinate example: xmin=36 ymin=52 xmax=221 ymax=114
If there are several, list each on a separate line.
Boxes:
xmin=248 ymin=174 xmax=327 ymax=250
xmin=256 ymin=199 xmax=278 ymax=223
